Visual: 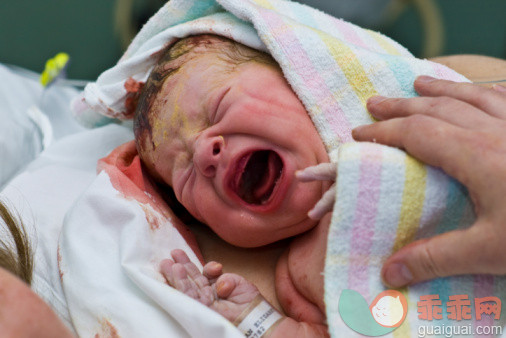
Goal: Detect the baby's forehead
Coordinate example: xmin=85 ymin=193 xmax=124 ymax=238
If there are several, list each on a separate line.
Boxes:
xmin=154 ymin=51 xmax=237 ymax=112
xmin=146 ymin=37 xmax=287 ymax=146
xmin=148 ymin=55 xmax=230 ymax=151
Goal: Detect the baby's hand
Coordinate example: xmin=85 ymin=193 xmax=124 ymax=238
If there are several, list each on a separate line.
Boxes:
xmin=296 ymin=163 xmax=337 ymax=220
xmin=161 ymin=249 xmax=262 ymax=322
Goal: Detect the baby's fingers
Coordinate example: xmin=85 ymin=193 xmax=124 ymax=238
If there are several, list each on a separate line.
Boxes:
xmin=203 ymin=262 xmax=223 ymax=280
xmin=308 ymin=184 xmax=336 ymax=220
xmin=161 ymin=260 xmax=195 ymax=294
xmin=171 ymin=249 xmax=210 ymax=288
xmin=173 ymin=264 xmax=200 ymax=299
xmin=296 ymin=162 xmax=337 ymax=182
xmin=170 ymin=249 xmax=192 ymax=264
xmin=161 ymin=259 xmax=189 ymax=289
xmin=160 ymin=259 xmax=176 ymax=286
xmin=216 ymin=274 xmax=238 ymax=299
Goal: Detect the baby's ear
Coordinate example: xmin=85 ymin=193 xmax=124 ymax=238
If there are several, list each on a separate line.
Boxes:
xmin=124 ymin=77 xmax=146 ymax=117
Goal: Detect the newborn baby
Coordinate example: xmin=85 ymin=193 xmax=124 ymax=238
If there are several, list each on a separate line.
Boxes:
xmin=134 ymin=34 xmax=334 ymax=336
xmin=135 ymin=34 xmax=332 ymax=247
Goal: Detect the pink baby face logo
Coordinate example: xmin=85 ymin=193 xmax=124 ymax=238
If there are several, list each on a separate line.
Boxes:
xmin=339 ymin=289 xmax=408 ymax=336
xmin=370 ymin=290 xmax=408 ymax=328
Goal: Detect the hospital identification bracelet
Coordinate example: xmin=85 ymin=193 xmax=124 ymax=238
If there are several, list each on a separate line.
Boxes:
xmin=233 ymin=295 xmax=284 ymax=337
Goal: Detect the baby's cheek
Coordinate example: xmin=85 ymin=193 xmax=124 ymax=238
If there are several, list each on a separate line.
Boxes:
xmin=292 ymin=180 xmax=325 ymax=209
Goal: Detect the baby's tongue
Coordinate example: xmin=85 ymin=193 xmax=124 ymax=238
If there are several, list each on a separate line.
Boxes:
xmin=239 ymin=151 xmax=282 ymax=204
xmin=252 ymin=152 xmax=278 ymax=200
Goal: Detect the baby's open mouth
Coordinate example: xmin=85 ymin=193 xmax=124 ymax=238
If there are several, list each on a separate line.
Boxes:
xmin=231 ymin=150 xmax=284 ymax=205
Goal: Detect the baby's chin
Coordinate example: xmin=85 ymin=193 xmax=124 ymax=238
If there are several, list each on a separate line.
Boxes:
xmin=220 ymin=186 xmax=326 ymax=247
xmin=210 ymin=213 xmax=319 ymax=248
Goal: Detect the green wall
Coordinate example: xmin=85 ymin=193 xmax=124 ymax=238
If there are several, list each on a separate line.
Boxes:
xmin=0 ymin=1 xmax=122 ymax=80
xmin=383 ymin=0 xmax=506 ymax=58
xmin=1 ymin=0 xmax=504 ymax=80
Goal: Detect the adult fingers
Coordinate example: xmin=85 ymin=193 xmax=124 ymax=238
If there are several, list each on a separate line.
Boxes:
xmin=493 ymin=84 xmax=506 ymax=93
xmin=352 ymin=115 xmax=476 ymax=188
xmin=367 ymin=95 xmax=491 ymax=129
xmin=414 ymin=76 xmax=506 ymax=119
xmin=381 ymin=222 xmax=505 ymax=288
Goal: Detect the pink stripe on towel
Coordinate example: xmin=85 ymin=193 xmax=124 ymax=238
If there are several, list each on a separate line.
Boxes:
xmin=347 ymin=147 xmax=383 ymax=299
xmin=258 ymin=8 xmax=354 ymax=141
xmin=330 ymin=17 xmax=369 ymax=50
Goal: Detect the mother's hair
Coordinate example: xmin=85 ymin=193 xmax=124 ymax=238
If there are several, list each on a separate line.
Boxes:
xmin=0 ymin=200 xmax=33 ymax=284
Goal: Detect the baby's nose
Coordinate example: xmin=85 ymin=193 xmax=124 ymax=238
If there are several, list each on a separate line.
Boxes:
xmin=193 ymin=136 xmax=224 ymax=178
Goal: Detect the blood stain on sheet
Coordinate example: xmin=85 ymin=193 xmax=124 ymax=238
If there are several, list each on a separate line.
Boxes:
xmin=57 ymin=245 xmax=64 ymax=279
xmin=141 ymin=203 xmax=162 ymax=230
xmin=94 ymin=319 xmax=120 ymax=338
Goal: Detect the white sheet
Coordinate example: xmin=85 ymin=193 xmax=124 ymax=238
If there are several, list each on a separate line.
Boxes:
xmin=60 ymin=168 xmax=240 ymax=337
xmin=1 ymin=124 xmax=133 ymax=330
xmin=0 ymin=65 xmax=242 ymax=337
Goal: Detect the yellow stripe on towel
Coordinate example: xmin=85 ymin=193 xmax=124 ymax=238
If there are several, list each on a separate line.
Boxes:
xmin=366 ymin=30 xmax=403 ymax=56
xmin=253 ymin=0 xmax=275 ymax=10
xmin=393 ymin=155 xmax=427 ymax=253
xmin=317 ymin=31 xmax=378 ymax=110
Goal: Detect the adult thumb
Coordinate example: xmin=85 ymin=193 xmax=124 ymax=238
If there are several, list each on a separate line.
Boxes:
xmin=381 ymin=224 xmax=496 ymax=288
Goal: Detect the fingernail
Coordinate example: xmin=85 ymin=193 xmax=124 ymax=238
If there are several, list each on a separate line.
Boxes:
xmin=217 ymin=281 xmax=228 ymax=293
xmin=493 ymin=84 xmax=506 ymax=92
xmin=416 ymin=75 xmax=436 ymax=83
xmin=367 ymin=96 xmax=387 ymax=106
xmin=352 ymin=125 xmax=365 ymax=139
xmin=383 ymin=263 xmax=413 ymax=288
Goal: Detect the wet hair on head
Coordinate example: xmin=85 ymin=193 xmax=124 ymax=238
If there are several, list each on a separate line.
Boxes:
xmin=133 ymin=34 xmax=276 ymax=157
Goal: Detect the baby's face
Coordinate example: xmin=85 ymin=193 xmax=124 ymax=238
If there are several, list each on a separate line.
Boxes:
xmin=139 ymin=53 xmax=329 ymax=247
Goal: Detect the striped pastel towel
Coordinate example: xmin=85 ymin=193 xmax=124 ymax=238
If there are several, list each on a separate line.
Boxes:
xmin=72 ymin=0 xmax=506 ymax=336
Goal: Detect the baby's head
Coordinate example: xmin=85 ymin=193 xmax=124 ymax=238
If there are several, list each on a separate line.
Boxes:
xmin=134 ymin=35 xmax=329 ymax=247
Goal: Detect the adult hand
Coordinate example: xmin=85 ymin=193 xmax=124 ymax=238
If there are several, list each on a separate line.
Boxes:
xmin=352 ymin=76 xmax=506 ymax=288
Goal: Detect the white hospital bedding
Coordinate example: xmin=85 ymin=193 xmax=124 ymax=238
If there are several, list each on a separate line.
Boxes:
xmin=0 ymin=65 xmax=241 ymax=337
xmin=0 ymin=64 xmax=85 ymax=189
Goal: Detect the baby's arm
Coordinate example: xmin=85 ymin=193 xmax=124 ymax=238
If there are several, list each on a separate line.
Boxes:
xmin=161 ymin=249 xmax=328 ymax=338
